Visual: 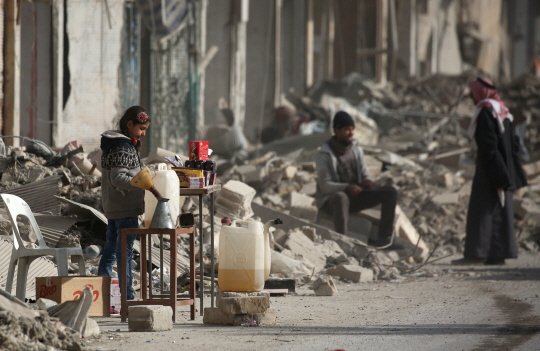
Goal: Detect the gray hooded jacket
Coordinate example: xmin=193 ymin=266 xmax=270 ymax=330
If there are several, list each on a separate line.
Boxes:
xmin=315 ymin=139 xmax=372 ymax=208
xmin=100 ymin=130 xmax=144 ymax=219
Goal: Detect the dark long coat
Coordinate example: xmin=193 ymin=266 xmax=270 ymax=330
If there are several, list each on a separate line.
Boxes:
xmin=465 ymin=107 xmax=527 ymax=259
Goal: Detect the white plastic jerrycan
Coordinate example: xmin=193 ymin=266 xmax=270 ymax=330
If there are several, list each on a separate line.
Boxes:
xmin=144 ymin=163 xmax=180 ymax=228
xmin=218 ymin=218 xmax=282 ymax=292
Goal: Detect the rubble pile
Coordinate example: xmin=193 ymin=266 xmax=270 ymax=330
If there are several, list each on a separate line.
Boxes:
xmin=0 ymin=71 xmax=538 ymax=312
xmin=0 ymin=292 xmax=87 ymax=351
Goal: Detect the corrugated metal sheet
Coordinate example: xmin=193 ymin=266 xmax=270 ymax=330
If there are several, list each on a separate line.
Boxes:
xmin=54 ymin=196 xmax=107 ymax=225
xmin=133 ymin=240 xmax=190 ymax=274
xmin=0 ymin=239 xmax=58 ymax=300
xmin=0 ymin=176 xmax=62 ymax=215
xmin=34 ymin=214 xmax=80 ymax=248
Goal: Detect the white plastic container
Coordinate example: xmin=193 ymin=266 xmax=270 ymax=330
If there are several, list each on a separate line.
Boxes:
xmin=144 ymin=163 xmax=180 ymax=228
xmin=218 ymin=220 xmax=266 ymax=292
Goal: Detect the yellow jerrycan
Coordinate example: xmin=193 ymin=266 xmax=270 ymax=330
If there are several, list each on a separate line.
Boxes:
xmin=218 ymin=218 xmax=282 ymax=292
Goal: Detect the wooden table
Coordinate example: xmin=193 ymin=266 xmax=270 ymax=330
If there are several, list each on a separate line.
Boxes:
xmin=120 ymin=227 xmax=195 ymax=322
xmin=180 ymin=184 xmax=221 ymax=315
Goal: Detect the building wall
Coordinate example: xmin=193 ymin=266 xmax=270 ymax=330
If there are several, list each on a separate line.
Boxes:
xmin=203 ymin=0 xmax=232 ymax=127
xmin=20 ymin=1 xmax=52 ymax=144
xmin=61 ymin=0 xmax=124 ymax=150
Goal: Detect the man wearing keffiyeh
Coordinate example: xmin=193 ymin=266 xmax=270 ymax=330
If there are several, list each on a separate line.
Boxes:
xmin=452 ymin=78 xmax=527 ymax=266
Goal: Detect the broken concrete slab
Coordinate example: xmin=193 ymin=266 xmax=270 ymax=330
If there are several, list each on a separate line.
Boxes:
xmin=216 ymin=290 xmax=270 ymax=315
xmin=325 ymin=264 xmax=373 ymax=283
xmin=270 ymin=250 xmax=312 ymax=283
xmin=394 ymin=206 xmax=430 ymax=263
xmin=252 ymin=202 xmax=370 ymax=260
xmin=321 ymin=240 xmax=348 ymax=265
xmin=128 ymin=305 xmax=173 ymax=332
xmin=281 ymin=230 xmax=327 ymax=273
xmin=312 ymin=274 xmax=338 ymax=296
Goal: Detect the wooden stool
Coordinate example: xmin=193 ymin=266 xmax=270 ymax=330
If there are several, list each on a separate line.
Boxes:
xmin=120 ymin=227 xmax=195 ymax=322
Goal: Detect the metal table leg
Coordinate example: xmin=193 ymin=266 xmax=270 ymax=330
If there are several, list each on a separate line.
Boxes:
xmin=210 ymin=192 xmax=215 ymax=308
xmin=199 ymin=194 xmax=204 ymax=316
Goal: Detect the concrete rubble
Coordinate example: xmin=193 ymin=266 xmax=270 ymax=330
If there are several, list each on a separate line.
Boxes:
xmin=0 ymin=70 xmax=538 ymax=346
xmin=0 ymin=288 xmax=88 ymax=350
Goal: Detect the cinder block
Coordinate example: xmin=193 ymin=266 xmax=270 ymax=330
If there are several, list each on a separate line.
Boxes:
xmin=203 ymin=307 xmax=276 ymax=326
xmin=216 ymin=291 xmax=270 ymax=314
xmin=128 ymin=305 xmax=173 ymax=332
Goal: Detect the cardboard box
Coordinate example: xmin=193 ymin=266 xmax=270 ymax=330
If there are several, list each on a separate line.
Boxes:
xmin=173 ymin=168 xmax=205 ymax=187
xmin=36 ymin=276 xmax=111 ymax=317
xmin=189 ymin=141 xmax=209 ymax=160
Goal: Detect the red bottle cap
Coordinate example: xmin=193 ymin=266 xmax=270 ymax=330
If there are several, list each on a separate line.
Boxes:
xmin=221 ymin=218 xmax=231 ymax=224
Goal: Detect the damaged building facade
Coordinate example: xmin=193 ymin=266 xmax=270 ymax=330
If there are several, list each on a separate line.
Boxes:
xmin=0 ymin=0 xmax=539 ymax=153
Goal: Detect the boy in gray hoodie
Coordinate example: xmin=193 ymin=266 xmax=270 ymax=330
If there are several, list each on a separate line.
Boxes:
xmin=98 ymin=106 xmax=150 ymax=301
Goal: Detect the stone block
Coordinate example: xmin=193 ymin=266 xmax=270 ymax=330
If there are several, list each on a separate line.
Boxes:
xmin=313 ymin=274 xmax=337 ymax=296
xmin=289 ymin=191 xmax=318 ymax=221
xmin=203 ymin=307 xmax=276 ymax=326
xmin=431 ymin=192 xmax=459 ymax=205
xmin=216 ymin=291 xmax=270 ymax=314
xmin=325 ymin=264 xmax=373 ymax=283
xmin=128 ymin=305 xmax=173 ymax=332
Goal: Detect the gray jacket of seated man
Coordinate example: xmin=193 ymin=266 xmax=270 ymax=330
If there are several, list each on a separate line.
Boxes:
xmin=315 ymin=139 xmax=371 ymax=209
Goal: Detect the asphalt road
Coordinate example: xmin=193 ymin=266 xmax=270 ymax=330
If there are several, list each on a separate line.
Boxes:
xmin=91 ymin=252 xmax=540 ymax=351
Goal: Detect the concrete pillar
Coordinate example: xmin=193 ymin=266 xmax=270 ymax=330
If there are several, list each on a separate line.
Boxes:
xmin=229 ymin=0 xmax=248 ymax=128
xmin=4 ymin=0 xmax=20 ymax=145
xmin=52 ymin=0 xmax=64 ymax=148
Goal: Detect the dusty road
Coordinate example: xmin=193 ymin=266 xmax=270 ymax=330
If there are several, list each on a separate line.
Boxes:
xmin=91 ymin=252 xmax=540 ymax=351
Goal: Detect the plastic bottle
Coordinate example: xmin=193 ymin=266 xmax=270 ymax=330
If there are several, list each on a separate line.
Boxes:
xmin=218 ymin=220 xmax=265 ymax=292
xmin=144 ymin=163 xmax=180 ymax=228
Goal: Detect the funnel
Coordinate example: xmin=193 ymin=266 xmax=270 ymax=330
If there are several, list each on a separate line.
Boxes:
xmin=130 ymin=166 xmax=162 ymax=198
xmin=149 ymin=198 xmax=175 ymax=229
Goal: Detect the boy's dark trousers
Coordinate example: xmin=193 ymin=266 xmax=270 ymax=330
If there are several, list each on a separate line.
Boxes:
xmin=321 ymin=186 xmax=397 ymax=246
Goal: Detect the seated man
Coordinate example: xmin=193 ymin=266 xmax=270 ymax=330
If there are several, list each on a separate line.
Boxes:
xmin=316 ymin=111 xmax=397 ymax=247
